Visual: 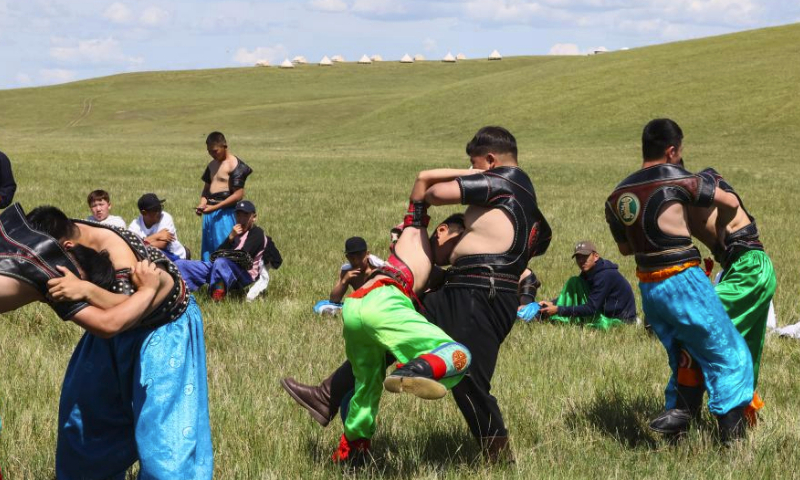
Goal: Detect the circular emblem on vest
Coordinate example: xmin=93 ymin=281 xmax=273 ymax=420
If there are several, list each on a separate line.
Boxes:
xmin=617 ymin=193 xmax=640 ymax=226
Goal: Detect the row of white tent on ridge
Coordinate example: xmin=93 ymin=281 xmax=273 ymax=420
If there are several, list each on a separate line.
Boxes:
xmin=255 ymin=50 xmax=501 ymax=67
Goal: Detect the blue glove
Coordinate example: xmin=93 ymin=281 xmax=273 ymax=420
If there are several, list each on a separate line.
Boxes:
xmin=313 ymin=300 xmax=343 ymax=315
xmin=517 ymin=302 xmax=541 ymax=322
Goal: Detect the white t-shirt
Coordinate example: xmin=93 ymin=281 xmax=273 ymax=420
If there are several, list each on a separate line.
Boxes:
xmin=87 ymin=214 xmax=127 ymax=229
xmin=128 ymin=211 xmax=187 ymax=259
xmin=341 ymin=254 xmax=384 ymax=272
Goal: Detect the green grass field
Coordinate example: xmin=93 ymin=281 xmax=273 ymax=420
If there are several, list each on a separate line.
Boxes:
xmin=1 ymin=23 xmax=800 ymax=479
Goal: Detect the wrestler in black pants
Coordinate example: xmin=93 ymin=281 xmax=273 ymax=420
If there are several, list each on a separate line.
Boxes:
xmin=323 ymin=285 xmax=518 ymax=440
xmin=422 ymin=286 xmax=518 ymax=439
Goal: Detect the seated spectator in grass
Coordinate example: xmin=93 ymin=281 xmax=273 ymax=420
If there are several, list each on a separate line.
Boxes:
xmin=313 ymin=237 xmax=384 ymax=315
xmin=176 ymin=200 xmax=281 ymax=301
xmin=86 ymin=189 xmax=126 ymax=229
xmin=128 ymin=193 xmax=187 ymax=261
xmin=538 ymin=240 xmax=636 ymax=330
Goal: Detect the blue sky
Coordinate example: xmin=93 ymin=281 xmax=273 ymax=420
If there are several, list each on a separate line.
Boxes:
xmin=1 ymin=0 xmax=798 ymax=90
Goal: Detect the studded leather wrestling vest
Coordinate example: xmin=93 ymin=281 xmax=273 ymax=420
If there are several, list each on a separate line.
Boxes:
xmin=74 ymin=220 xmax=190 ymax=329
xmin=444 ymin=167 xmax=551 ymax=296
xmin=606 ymin=163 xmax=716 ymax=269
xmin=0 ymin=204 xmax=89 ymax=319
xmin=697 ymin=167 xmax=764 ymax=269
xmin=201 ymin=157 xmax=253 ymax=205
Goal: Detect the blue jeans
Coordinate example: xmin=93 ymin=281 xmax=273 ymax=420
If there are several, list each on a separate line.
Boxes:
xmin=55 ymin=298 xmax=213 ymax=479
xmin=176 ymin=258 xmax=253 ymax=292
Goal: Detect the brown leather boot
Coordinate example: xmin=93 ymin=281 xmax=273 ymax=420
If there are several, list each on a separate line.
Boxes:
xmin=280 ymin=362 xmax=355 ymax=427
xmin=480 ymin=436 xmax=515 ymax=464
xmin=281 ymin=376 xmax=334 ymax=427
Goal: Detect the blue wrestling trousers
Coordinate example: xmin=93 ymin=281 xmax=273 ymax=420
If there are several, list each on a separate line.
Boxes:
xmin=56 ymin=297 xmax=213 ymax=480
xmin=176 ymin=258 xmax=253 ymax=292
xmin=639 ymin=266 xmax=753 ymax=416
xmin=201 ymin=207 xmax=236 ymax=261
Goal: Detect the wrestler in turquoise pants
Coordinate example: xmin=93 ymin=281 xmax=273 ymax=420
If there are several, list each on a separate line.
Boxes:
xmin=201 ymin=207 xmax=236 ymax=261
xmin=56 ymin=297 xmax=213 ymax=479
xmin=342 ymin=284 xmax=471 ymax=440
xmin=640 ymin=266 xmax=753 ymax=416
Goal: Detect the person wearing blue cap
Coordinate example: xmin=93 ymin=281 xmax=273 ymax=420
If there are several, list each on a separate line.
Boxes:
xmin=177 ymin=200 xmax=281 ymax=301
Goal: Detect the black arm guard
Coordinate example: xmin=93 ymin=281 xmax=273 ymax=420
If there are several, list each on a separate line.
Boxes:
xmin=518 ymin=272 xmax=541 ymax=306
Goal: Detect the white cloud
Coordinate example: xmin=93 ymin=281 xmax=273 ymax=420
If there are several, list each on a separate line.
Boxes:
xmin=548 ymin=43 xmax=581 ymax=55
xmin=309 ymin=0 xmax=349 ymax=12
xmin=15 ymin=73 xmax=33 ymax=86
xmin=39 ymin=68 xmax=77 ymax=85
xmin=140 ymin=6 xmax=170 ymax=27
xmin=104 ymin=2 xmax=132 ymax=24
xmin=233 ymin=45 xmax=289 ymax=65
xmin=423 ymin=37 xmax=436 ymax=52
xmin=352 ymin=0 xmax=407 ymax=15
xmin=50 ymin=37 xmax=142 ymax=65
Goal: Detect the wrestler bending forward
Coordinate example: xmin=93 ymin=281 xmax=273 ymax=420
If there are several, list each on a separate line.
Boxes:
xmin=329 ymin=170 xmax=475 ymax=465
xmin=283 ymin=127 xmax=552 ymax=462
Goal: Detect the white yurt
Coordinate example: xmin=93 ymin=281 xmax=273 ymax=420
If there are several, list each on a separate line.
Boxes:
xmin=279 ymin=58 xmax=294 ymax=68
xmin=255 ymin=59 xmax=271 ymax=67
xmin=358 ymin=54 xmax=372 ymax=64
xmin=331 ymin=55 xmax=345 ymax=62
xmin=292 ymin=56 xmax=308 ymax=64
xmin=414 ymin=54 xmax=426 ymax=61
xmin=370 ymin=54 xmax=383 ymax=62
xmin=400 ymin=53 xmax=414 ymax=63
xmin=319 ymin=55 xmax=333 ymax=66
xmin=456 ymin=53 xmax=466 ymax=60
xmin=488 ymin=49 xmax=502 ymax=60
xmin=442 ymin=52 xmax=456 ymax=63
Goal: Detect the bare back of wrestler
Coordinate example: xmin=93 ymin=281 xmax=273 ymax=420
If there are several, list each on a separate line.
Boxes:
xmin=51 ymin=222 xmax=175 ymax=312
xmin=357 ymin=168 xmax=477 ymax=295
xmin=9 ymin=214 xmax=173 ymax=338
xmin=688 ymin=203 xmax=750 ymax=252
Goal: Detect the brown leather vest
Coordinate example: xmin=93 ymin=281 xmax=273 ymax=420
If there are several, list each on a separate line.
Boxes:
xmin=606 ymin=163 xmax=715 ymax=269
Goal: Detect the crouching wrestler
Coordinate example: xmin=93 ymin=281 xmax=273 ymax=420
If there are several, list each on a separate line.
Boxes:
xmin=648 ymin=166 xmax=776 ymax=434
xmin=606 ymin=119 xmax=754 ymax=444
xmin=326 ymin=172 xmax=474 ymax=465
xmin=25 ymin=206 xmax=213 ymax=479
xmin=0 ymin=203 xmax=158 ymax=337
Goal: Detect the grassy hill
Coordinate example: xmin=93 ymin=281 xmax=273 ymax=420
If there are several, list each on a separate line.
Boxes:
xmin=1 ymin=23 xmax=799 ymax=478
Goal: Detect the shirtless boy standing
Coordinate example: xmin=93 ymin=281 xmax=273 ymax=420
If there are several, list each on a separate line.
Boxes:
xmin=196 ymin=131 xmax=253 ymax=261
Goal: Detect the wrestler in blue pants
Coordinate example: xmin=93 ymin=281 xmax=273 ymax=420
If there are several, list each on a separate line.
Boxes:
xmin=201 ymin=207 xmax=236 ymax=261
xmin=176 ymin=257 xmax=253 ymax=292
xmin=56 ymin=297 xmax=213 ymax=480
xmin=639 ymin=266 xmax=753 ymax=415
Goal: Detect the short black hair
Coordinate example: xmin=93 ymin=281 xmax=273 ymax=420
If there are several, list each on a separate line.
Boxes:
xmin=642 ymin=118 xmax=683 ymax=161
xmin=27 ymin=206 xmax=79 ymax=240
xmin=206 ymin=131 xmax=227 ymax=146
xmin=466 ymin=126 xmax=518 ymax=160
xmin=441 ymin=213 xmax=465 ymax=233
xmin=69 ymin=245 xmax=115 ymax=291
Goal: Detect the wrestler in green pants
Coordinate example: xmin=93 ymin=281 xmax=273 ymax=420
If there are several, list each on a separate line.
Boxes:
xmin=341 ymin=284 xmax=470 ymax=441
xmin=549 ymin=277 xmax=622 ymax=331
xmin=716 ymin=249 xmax=776 ymax=387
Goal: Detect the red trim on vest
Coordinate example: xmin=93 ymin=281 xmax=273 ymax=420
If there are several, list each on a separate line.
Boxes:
xmin=348 ymin=278 xmax=404 ymax=299
xmin=419 ymin=353 xmax=447 ymax=380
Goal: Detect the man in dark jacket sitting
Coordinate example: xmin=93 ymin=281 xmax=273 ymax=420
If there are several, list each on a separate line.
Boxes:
xmin=538 ymin=240 xmax=636 ymax=330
